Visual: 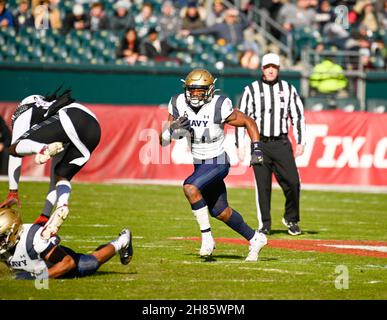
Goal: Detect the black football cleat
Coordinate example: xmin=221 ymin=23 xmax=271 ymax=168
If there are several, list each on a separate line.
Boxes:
xmin=119 ymin=229 xmax=133 ymax=265
xmin=282 ymin=218 xmax=301 ymax=236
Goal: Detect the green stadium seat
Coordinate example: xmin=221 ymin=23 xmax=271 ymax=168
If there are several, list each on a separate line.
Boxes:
xmin=303 ymin=97 xmax=332 ymax=111
xmin=366 ymin=99 xmax=387 ymax=113
xmin=14 ymin=53 xmax=30 ymax=62
xmin=336 ymin=98 xmax=360 ymax=112
xmin=225 ymin=52 xmax=240 ymax=66
xmin=190 ymin=61 xmax=205 ymax=69
xmin=175 ymin=52 xmax=192 ymax=64
xmin=2 ymin=44 xmax=17 ymax=58
xmin=200 ymin=52 xmax=216 ymax=64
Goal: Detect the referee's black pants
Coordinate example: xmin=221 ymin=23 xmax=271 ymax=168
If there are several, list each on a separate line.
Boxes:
xmin=253 ymin=136 xmax=300 ymax=231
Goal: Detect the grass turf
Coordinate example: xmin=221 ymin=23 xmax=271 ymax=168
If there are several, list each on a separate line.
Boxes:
xmin=0 ymin=181 xmax=386 ymax=300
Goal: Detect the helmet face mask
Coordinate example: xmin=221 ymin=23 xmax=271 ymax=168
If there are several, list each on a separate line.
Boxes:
xmin=0 ymin=209 xmax=22 ymax=255
xmin=183 ymin=69 xmax=216 ymax=108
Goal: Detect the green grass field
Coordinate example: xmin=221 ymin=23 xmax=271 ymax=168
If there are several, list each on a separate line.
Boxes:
xmin=0 ymin=181 xmax=386 ymax=300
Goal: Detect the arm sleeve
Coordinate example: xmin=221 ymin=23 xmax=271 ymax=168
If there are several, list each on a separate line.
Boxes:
xmin=221 ymin=97 xmax=234 ymax=123
xmin=288 ymin=85 xmax=306 ymax=145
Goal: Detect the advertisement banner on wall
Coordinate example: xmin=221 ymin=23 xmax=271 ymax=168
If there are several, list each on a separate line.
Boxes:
xmin=0 ymin=103 xmax=386 ymax=188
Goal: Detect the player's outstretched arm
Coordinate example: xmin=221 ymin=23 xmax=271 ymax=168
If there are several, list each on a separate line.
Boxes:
xmin=43 ymin=245 xmax=76 ymax=278
xmin=225 ymin=109 xmax=259 ymax=142
xmin=226 ymin=110 xmax=263 ymax=166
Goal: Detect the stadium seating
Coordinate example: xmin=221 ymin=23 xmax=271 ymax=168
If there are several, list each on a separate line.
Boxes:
xmin=303 ymin=97 xmax=335 ymax=111
xmin=336 ymin=97 xmax=361 ymax=112
xmin=366 ymin=99 xmax=387 ymax=113
xmin=0 ymin=0 xmax=245 ymax=68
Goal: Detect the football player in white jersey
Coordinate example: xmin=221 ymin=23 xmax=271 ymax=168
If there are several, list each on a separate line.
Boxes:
xmin=0 ymin=208 xmax=133 ymax=279
xmin=160 ymin=69 xmax=267 ymax=261
xmin=0 ymin=88 xmax=101 ymax=240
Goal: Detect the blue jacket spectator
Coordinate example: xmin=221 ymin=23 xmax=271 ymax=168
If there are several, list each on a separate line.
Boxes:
xmin=0 ymin=0 xmax=14 ymax=27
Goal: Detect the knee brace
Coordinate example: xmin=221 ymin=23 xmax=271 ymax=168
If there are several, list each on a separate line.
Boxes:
xmin=77 ymin=254 xmax=99 ymax=277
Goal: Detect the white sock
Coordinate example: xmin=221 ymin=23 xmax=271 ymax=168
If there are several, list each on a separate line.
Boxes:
xmin=110 ymin=234 xmax=128 ymax=252
xmin=15 ymin=139 xmax=46 ymax=155
xmin=56 ymin=180 xmax=71 ymax=207
xmin=192 ymin=206 xmax=212 ymax=236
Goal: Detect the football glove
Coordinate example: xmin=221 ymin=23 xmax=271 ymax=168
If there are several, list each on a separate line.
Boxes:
xmin=250 ymin=142 xmax=264 ymax=166
xmin=169 ymin=116 xmax=191 ymax=133
xmin=0 ymin=190 xmax=21 ymax=208
xmin=169 ymin=116 xmax=191 ymax=140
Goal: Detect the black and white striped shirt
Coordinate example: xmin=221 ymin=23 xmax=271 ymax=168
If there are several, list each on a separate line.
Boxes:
xmin=236 ymin=78 xmax=306 ymax=146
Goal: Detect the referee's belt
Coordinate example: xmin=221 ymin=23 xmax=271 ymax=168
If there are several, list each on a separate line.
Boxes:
xmin=259 ymin=134 xmax=288 ymax=143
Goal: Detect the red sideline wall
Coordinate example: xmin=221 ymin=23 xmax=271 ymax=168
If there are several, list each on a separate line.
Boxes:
xmin=0 ymin=103 xmax=386 ymax=187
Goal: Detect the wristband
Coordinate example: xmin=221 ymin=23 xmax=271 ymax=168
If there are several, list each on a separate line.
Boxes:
xmin=251 ymin=141 xmax=261 ymax=151
xmin=161 ymin=128 xmax=172 ymax=142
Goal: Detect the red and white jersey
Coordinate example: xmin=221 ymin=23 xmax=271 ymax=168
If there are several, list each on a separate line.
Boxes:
xmin=168 ymin=94 xmax=233 ymax=160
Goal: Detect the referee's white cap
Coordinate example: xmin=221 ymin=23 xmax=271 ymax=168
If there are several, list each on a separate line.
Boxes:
xmin=261 ymin=53 xmax=280 ymax=67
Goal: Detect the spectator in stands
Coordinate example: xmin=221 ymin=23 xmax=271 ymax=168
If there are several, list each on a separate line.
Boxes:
xmin=14 ymin=0 xmax=34 ymax=31
xmin=33 ymin=0 xmax=62 ymax=30
xmin=140 ymin=27 xmax=179 ymax=63
xmin=315 ymin=0 xmax=335 ymax=33
xmin=237 ymin=0 xmax=255 ymax=15
xmin=371 ymin=36 xmax=386 ymax=70
xmin=117 ymin=28 xmax=148 ymax=65
xmin=181 ymin=1 xmax=206 ymax=31
xmin=135 ymin=2 xmax=158 ymax=38
xmin=158 ymin=1 xmax=181 ymax=39
xmin=239 ymin=48 xmax=259 ymax=70
xmin=309 ymin=58 xmax=348 ymax=94
xmin=88 ymin=1 xmax=109 ymax=32
xmin=110 ymin=0 xmax=135 ymax=31
xmin=181 ymin=8 xmax=250 ymax=48
xmin=205 ymin=0 xmax=225 ymax=27
xmin=277 ymin=0 xmax=316 ymax=32
xmin=381 ymin=0 xmax=387 ymax=30
xmin=0 ymin=0 xmax=14 ymax=27
xmin=62 ymin=3 xmax=89 ymax=35
xmin=350 ymin=0 xmax=380 ymax=33
xmin=0 ymin=115 xmax=11 ymax=175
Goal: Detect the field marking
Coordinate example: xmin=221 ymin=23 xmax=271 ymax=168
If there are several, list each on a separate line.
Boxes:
xmin=238 ymin=267 xmax=311 ymax=275
xmin=170 ymin=237 xmax=387 ymax=258
xmin=64 ymin=224 xmax=115 ymax=227
xmin=321 ymin=244 xmax=387 ymax=253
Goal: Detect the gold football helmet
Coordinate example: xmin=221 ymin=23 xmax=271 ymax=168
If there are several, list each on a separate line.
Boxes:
xmin=0 ymin=208 xmax=23 ymax=255
xmin=183 ymin=69 xmax=216 ymax=108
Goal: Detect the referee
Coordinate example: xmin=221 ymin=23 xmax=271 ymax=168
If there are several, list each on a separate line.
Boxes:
xmin=236 ymin=53 xmax=306 ymax=236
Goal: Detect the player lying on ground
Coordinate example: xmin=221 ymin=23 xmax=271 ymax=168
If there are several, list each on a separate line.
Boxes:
xmin=0 ymin=208 xmax=133 ymax=279
xmin=1 ymin=88 xmax=101 ymax=240
xmin=159 ymin=68 xmax=267 ymax=261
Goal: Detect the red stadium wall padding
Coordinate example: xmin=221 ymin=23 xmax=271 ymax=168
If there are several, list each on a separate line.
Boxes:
xmin=0 ymin=103 xmax=386 ymax=187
